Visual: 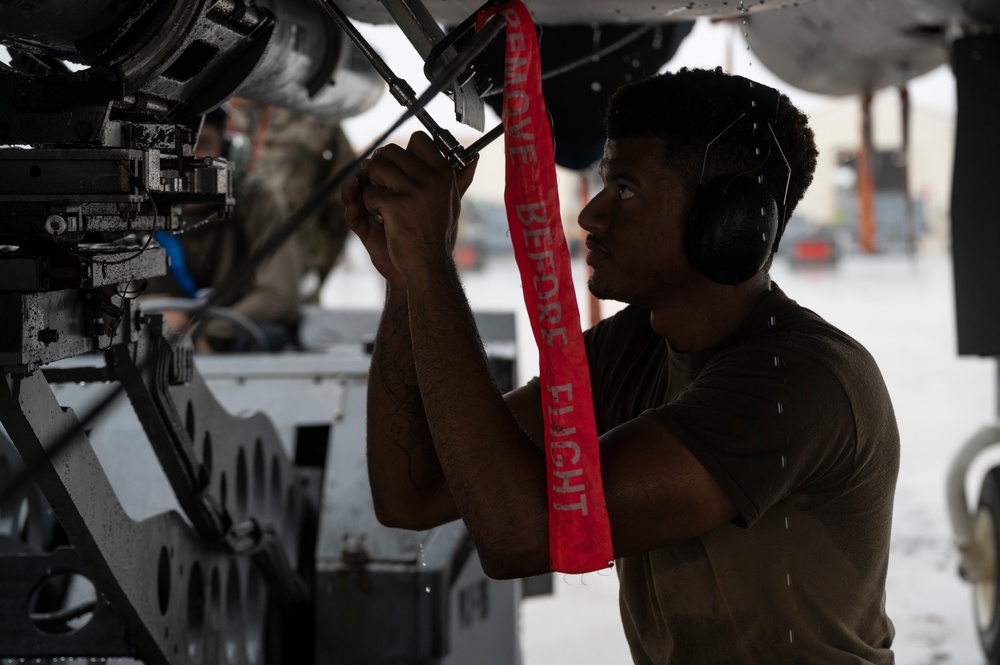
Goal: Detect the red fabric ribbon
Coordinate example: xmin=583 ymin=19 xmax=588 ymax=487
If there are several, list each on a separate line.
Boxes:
xmin=476 ymin=0 xmax=613 ymax=573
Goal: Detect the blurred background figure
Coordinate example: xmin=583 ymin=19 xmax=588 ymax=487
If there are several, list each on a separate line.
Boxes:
xmin=229 ymin=99 xmax=358 ymax=302
xmin=147 ymin=106 xmax=303 ymax=352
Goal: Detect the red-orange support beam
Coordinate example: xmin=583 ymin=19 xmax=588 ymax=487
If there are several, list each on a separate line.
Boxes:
xmin=857 ymin=93 xmax=877 ymax=253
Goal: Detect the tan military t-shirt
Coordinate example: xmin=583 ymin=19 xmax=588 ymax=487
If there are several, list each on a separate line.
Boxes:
xmin=582 ymin=285 xmax=898 ymax=664
xmin=148 ymin=175 xmax=302 ymax=344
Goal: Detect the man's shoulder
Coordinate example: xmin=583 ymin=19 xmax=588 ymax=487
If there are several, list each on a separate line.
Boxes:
xmin=721 ymin=286 xmax=891 ymax=410
xmin=749 ymin=288 xmax=897 ymax=442
xmin=758 ymin=286 xmax=872 ymax=361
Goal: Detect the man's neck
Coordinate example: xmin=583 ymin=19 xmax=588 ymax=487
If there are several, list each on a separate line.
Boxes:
xmin=648 ymin=273 xmax=772 ymax=353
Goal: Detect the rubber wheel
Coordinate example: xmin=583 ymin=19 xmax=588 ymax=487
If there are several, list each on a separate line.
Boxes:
xmin=975 ymin=467 xmax=1000 ymax=663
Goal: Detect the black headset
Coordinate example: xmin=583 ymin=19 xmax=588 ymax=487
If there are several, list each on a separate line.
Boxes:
xmin=685 ymin=172 xmax=780 ymax=286
xmin=683 ymin=97 xmax=791 ymax=286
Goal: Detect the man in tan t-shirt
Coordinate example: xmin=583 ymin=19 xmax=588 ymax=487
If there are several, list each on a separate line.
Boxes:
xmin=148 ymin=107 xmax=302 ymax=352
xmin=342 ymin=68 xmax=899 ymax=664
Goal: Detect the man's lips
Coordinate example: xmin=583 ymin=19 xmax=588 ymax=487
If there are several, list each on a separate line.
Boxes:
xmin=585 ymin=237 xmax=611 ymax=266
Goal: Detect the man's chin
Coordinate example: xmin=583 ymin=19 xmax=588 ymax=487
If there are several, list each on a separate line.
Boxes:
xmin=588 ymin=276 xmax=640 ymax=310
xmin=587 ymin=277 xmax=617 ymax=302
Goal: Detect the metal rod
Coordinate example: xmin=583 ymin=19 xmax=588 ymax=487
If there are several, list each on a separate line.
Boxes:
xmin=464 ymin=121 xmax=504 ymax=157
xmin=319 ymin=0 xmax=472 ymax=167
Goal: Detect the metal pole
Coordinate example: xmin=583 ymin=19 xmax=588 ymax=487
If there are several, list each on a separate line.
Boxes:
xmin=899 ymin=82 xmax=917 ymax=262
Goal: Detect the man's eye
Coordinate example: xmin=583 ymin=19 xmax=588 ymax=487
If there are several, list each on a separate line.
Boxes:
xmin=618 ymin=186 xmax=635 ymax=200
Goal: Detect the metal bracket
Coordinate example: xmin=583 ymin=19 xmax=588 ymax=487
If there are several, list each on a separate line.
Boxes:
xmin=0 ymin=546 xmax=133 ymax=658
xmin=379 ymin=0 xmax=486 ymax=131
xmin=320 ymin=0 xmax=505 ymax=168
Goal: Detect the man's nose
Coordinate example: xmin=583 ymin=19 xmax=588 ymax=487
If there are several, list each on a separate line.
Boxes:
xmin=578 ymin=190 xmax=609 ymax=233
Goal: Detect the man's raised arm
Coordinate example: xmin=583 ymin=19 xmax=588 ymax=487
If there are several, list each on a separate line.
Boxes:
xmin=346 ymin=132 xmax=740 ymax=581
xmin=359 ymin=134 xmax=554 ymax=579
xmin=367 ymin=284 xmax=462 ymax=528
xmin=342 ymin=172 xmax=459 ymax=529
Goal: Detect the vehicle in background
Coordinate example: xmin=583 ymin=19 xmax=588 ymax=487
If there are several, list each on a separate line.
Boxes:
xmin=778 ymin=216 xmax=841 ymax=269
xmin=454 ymin=201 xmax=583 ymax=271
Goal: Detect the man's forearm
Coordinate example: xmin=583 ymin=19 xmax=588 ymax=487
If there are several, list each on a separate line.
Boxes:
xmin=404 ymin=266 xmax=549 ymax=578
xmin=367 ymin=285 xmax=457 ymax=528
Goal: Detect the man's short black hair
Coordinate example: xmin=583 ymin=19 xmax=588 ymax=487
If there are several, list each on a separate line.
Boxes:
xmin=605 ymin=67 xmax=818 ymax=249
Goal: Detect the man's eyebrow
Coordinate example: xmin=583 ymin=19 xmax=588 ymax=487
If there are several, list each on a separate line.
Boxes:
xmin=604 ymin=168 xmax=640 ymax=183
xmin=598 ymin=161 xmax=639 ymax=183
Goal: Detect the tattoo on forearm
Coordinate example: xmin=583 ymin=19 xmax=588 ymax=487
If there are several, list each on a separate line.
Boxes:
xmin=375 ymin=299 xmax=443 ymax=493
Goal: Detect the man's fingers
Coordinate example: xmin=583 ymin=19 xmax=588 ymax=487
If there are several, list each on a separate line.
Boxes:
xmin=343 ymin=176 xmax=373 ymax=235
xmin=360 ymin=186 xmax=407 ymax=227
xmin=369 ymin=133 xmax=477 ymax=195
xmin=369 ymin=140 xmax=439 ymax=185
xmin=341 ymin=173 xmax=360 ymax=207
xmin=361 ymin=132 xmax=476 ymax=244
xmin=367 ymin=151 xmax=421 ymax=193
xmin=406 ymin=132 xmax=452 ymax=168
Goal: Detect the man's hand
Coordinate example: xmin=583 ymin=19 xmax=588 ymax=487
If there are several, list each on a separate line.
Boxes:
xmin=342 ymin=162 xmax=407 ymax=289
xmin=350 ymin=132 xmax=478 ymax=284
xmin=161 ymin=309 xmax=213 ymax=353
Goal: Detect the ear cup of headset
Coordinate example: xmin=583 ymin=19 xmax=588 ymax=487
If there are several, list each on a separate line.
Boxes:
xmin=685 ymin=174 xmax=780 ymax=286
